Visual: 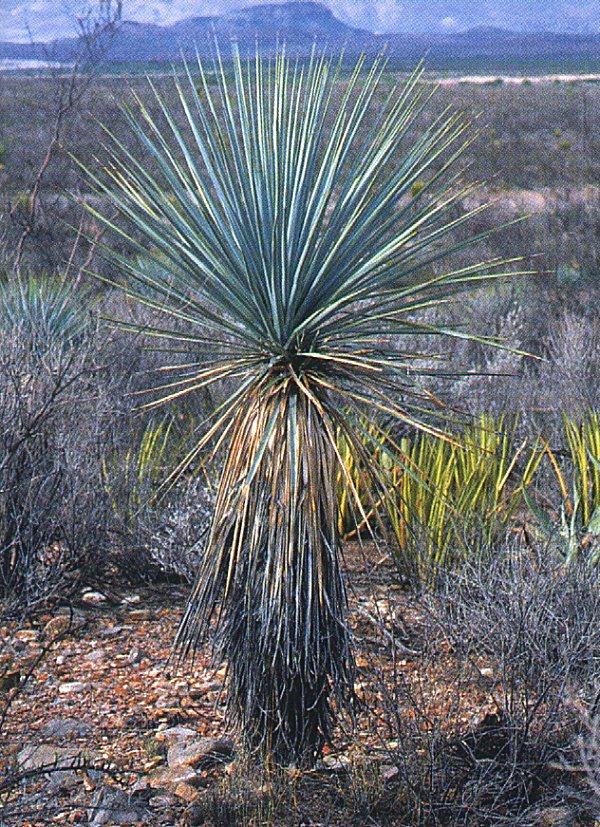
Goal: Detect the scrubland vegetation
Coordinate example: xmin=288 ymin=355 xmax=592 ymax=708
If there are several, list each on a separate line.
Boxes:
xmin=0 ymin=58 xmax=598 ymax=825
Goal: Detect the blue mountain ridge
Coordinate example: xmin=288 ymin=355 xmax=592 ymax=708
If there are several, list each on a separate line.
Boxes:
xmin=1 ymin=2 xmax=598 ymax=69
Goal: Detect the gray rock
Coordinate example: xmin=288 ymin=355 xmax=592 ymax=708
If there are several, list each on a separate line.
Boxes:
xmin=156 ymin=725 xmax=199 ymax=746
xmin=81 ymin=590 xmax=107 ymax=604
xmin=88 ymin=787 xmax=148 ymax=826
xmin=320 ymin=754 xmax=351 ymax=773
xmin=58 ymin=680 xmax=88 ymax=694
xmin=47 ymin=770 xmax=80 ymax=793
xmin=99 ymin=625 xmax=133 ymax=638
xmin=167 ymin=737 xmax=235 ymax=770
xmin=127 ymin=647 xmax=145 ymax=664
xmin=39 ymin=717 xmax=92 ymax=741
xmin=381 ymin=764 xmax=400 ymax=782
xmin=145 ymin=764 xmax=203 ymax=790
xmin=17 ymin=744 xmax=91 ymax=772
xmin=148 ymin=793 xmax=179 ymax=810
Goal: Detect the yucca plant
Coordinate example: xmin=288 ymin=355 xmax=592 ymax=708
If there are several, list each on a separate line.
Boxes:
xmin=80 ymin=48 xmax=525 ymax=764
xmin=380 ymin=415 xmax=543 ymax=582
xmin=0 ymin=272 xmax=89 ymax=353
xmin=563 ymin=411 xmax=600 ymax=532
xmin=336 ymin=417 xmax=386 ymax=537
xmin=102 ymin=413 xmax=194 ymax=528
xmin=530 ymin=412 xmax=600 ymax=562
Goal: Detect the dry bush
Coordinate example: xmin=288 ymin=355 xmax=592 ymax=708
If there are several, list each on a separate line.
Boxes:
xmin=0 ymin=327 xmax=111 ymax=613
xmin=363 ymin=539 xmax=600 ymax=825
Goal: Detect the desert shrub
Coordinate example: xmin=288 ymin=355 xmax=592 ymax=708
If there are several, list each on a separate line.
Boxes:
xmin=102 ymin=411 xmax=214 ymax=583
xmin=0 ymin=276 xmax=111 ymax=613
xmin=580 ymin=710 xmax=600 ymax=810
xmin=0 ymin=275 xmax=217 ymax=609
xmin=534 ymin=312 xmax=600 ymax=422
xmin=373 ymin=538 xmax=600 ymax=824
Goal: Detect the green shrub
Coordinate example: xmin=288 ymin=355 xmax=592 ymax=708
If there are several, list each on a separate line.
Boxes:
xmin=410 ymin=179 xmax=426 ymax=198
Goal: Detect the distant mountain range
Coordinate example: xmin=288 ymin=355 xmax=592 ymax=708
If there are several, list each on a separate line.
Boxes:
xmin=1 ymin=2 xmax=598 ymax=70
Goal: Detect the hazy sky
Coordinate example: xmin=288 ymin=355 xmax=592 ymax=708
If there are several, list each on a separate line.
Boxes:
xmin=1 ymin=0 xmax=598 ymax=41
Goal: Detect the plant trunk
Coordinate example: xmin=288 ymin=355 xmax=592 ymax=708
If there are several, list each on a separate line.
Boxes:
xmin=176 ymin=379 xmax=355 ymax=765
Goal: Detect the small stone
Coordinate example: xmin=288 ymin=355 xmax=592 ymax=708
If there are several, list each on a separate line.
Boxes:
xmin=174 ymin=781 xmax=200 ymax=802
xmin=81 ymin=591 xmax=107 ymax=604
xmin=146 ymin=765 xmax=200 ymax=790
xmin=143 ymin=757 xmax=165 ymax=772
xmin=131 ymin=776 xmax=151 ymax=794
xmin=83 ymin=775 xmax=96 ymax=792
xmin=155 ymin=726 xmax=199 ymax=746
xmin=480 ymin=667 xmax=494 ymax=679
xmin=43 ymin=616 xmax=71 ymax=641
xmin=122 ymin=595 xmax=141 ymax=605
xmin=47 ymin=770 xmax=80 ymax=793
xmin=188 ymin=687 xmax=205 ymax=700
xmin=129 ymin=609 xmax=152 ymax=621
xmin=58 ymin=681 xmax=87 ymax=694
xmin=149 ymin=794 xmax=178 ymax=809
xmin=15 ymin=629 xmax=40 ymax=643
xmin=99 ymin=625 xmax=132 ymax=638
xmin=87 ymin=787 xmax=148 ymax=826
xmin=381 ymin=764 xmax=400 ymax=782
xmin=321 ymin=755 xmax=351 ymax=773
xmin=127 ymin=648 xmax=144 ymax=664
xmin=85 ymin=650 xmax=105 ymax=663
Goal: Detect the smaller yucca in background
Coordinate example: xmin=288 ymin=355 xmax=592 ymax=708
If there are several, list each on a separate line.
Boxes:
xmin=0 ymin=272 xmax=88 ymax=353
xmin=82 ymin=48 xmax=526 ymax=764
xmin=380 ymin=415 xmax=543 ymax=582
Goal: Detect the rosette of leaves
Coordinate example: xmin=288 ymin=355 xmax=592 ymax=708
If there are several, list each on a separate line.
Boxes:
xmin=80 ymin=48 xmax=524 ymax=764
xmin=0 ymin=272 xmax=88 ymax=353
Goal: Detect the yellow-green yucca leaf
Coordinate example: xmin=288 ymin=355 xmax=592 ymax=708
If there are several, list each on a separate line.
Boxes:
xmin=102 ymin=413 xmax=196 ymax=524
xmin=537 ymin=411 xmax=600 ymax=562
xmin=375 ymin=416 xmax=544 ymax=584
xmin=80 ymin=47 xmax=528 ymax=765
xmin=563 ymin=411 xmax=600 ymax=530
